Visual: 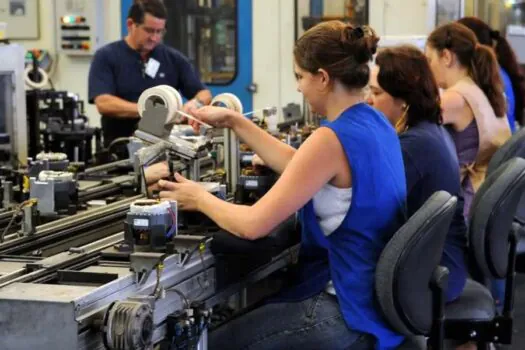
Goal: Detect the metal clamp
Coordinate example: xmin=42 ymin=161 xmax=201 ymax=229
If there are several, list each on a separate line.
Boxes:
xmin=130 ymin=252 xmax=167 ymax=284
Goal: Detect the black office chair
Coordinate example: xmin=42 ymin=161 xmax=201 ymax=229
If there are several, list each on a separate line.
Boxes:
xmin=487 ymin=128 xmax=525 ymax=174
xmin=438 ymin=158 xmax=525 ymax=348
xmin=376 ymin=191 xmax=458 ymax=350
xmin=487 ymin=127 xmax=525 ymax=232
xmin=487 ymin=128 xmax=525 ymax=277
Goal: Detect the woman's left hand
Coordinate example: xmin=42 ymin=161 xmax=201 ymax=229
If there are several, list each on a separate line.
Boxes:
xmin=158 ymin=173 xmax=208 ymax=211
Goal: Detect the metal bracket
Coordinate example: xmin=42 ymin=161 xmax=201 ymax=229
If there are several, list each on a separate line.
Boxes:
xmin=137 ymin=98 xmax=174 ymax=139
xmin=171 ymin=235 xmax=209 ymax=266
xmin=129 ymin=252 xmax=167 ymax=284
xmin=20 ymin=204 xmax=37 ymax=237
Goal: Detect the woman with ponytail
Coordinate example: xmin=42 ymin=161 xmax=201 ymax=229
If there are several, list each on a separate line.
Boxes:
xmin=458 ymin=16 xmax=525 ymax=131
xmin=426 ymin=22 xmax=511 ymax=218
xmin=458 ymin=17 xmax=525 ymax=312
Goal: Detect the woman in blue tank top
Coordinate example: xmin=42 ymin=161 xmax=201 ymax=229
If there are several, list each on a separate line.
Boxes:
xmin=157 ymin=21 xmax=407 ymax=349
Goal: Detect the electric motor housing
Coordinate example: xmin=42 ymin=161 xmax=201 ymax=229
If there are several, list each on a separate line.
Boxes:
xmin=125 ymin=199 xmax=177 ymax=252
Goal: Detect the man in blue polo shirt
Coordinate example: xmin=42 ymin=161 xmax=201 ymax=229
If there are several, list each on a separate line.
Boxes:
xmin=88 ymin=0 xmax=212 ymax=157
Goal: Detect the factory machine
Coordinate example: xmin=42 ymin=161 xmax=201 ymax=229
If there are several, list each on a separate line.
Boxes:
xmin=26 ymin=88 xmax=101 ymax=165
xmin=0 ymin=201 xmax=299 ymax=350
xmin=0 ymin=86 xmax=300 ymax=350
xmin=0 ymin=150 xmax=138 ymax=239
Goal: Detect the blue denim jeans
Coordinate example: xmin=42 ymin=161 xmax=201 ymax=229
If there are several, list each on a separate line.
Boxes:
xmin=209 ymin=291 xmax=375 ymax=350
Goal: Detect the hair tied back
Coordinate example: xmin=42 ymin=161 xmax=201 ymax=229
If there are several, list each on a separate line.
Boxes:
xmin=351 ymin=27 xmax=365 ymax=40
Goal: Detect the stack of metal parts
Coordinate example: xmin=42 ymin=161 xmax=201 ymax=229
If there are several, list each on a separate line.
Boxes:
xmin=29 ymin=170 xmax=77 ymax=216
xmin=28 ymin=151 xmax=69 ymax=177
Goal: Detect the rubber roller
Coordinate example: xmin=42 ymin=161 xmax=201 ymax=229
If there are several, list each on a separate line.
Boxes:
xmin=137 ymin=85 xmax=183 ymax=125
xmin=211 ymin=93 xmax=244 ymax=114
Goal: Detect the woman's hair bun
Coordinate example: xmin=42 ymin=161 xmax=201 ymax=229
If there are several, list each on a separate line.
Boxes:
xmin=341 ymin=25 xmax=379 ymax=64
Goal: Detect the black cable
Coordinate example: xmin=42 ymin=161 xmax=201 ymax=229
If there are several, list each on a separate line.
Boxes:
xmin=194 ymin=237 xmax=213 ymax=298
xmin=48 ymin=78 xmax=55 ymax=91
xmin=0 ymin=210 xmax=19 ymax=243
xmin=198 ymin=246 xmax=210 ymax=288
xmin=106 ymin=137 xmax=131 ymax=154
xmin=153 ymin=265 xmax=163 ymax=300
xmin=141 ymin=164 xmax=151 ymax=199
xmin=0 ymin=200 xmax=33 ymax=243
xmin=166 ymin=287 xmax=190 ymax=309
xmin=168 ymin=159 xmax=175 ymax=181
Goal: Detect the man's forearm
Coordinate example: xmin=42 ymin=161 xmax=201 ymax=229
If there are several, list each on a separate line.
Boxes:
xmin=94 ymin=94 xmax=139 ymax=118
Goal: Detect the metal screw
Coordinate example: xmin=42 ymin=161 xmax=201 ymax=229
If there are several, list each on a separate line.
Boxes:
xmin=495 ymin=322 xmax=500 ymax=328
xmin=470 ymin=331 xmax=477 ymax=338
xmin=494 ymin=336 xmax=499 ymax=341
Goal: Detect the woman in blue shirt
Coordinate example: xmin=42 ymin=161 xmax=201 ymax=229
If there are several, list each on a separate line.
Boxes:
xmin=458 ymin=17 xmax=525 ymax=131
xmin=157 ymin=21 xmax=407 ymax=349
xmin=368 ymin=45 xmax=468 ymax=302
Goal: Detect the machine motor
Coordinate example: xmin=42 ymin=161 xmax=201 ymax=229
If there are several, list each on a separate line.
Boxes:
xmin=125 ymin=199 xmax=178 ymax=252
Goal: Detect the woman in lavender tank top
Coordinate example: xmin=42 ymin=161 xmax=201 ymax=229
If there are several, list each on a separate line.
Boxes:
xmin=425 ymin=22 xmax=511 ymax=218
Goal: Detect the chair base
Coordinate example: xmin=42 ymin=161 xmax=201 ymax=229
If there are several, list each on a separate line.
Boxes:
xmin=443 ymin=317 xmax=513 ymax=345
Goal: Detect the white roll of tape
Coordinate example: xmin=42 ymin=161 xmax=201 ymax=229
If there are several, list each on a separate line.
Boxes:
xmin=24 ymin=65 xmax=49 ymax=89
xmin=137 ymin=85 xmax=183 ymax=125
xmin=211 ymin=93 xmax=243 ymax=114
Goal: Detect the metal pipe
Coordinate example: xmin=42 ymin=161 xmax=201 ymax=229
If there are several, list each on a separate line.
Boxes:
xmin=0 ymin=195 xmax=142 ymax=252
xmin=2 ymin=181 xmax=13 ymax=209
xmin=82 ymin=159 xmax=132 ymax=175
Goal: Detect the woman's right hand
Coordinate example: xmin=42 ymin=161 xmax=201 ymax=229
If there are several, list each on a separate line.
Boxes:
xmin=191 ymin=106 xmax=238 ymax=132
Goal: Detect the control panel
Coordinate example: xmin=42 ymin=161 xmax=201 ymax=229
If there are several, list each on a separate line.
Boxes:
xmin=54 ymin=0 xmax=106 ymax=55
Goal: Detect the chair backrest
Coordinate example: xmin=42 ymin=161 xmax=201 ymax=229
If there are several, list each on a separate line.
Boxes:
xmin=469 ymin=157 xmax=525 ymax=280
xmin=487 ymin=128 xmax=525 ymax=174
xmin=376 ymin=191 xmax=457 ymax=336
xmin=487 ymin=128 xmax=525 ymax=224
